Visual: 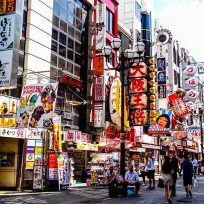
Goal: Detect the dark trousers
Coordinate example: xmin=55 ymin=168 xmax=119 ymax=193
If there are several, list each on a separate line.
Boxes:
xmin=141 ymin=171 xmax=146 ymax=183
xmin=172 ymin=172 xmax=177 ymax=196
xmin=108 ymin=181 xmax=126 ymax=197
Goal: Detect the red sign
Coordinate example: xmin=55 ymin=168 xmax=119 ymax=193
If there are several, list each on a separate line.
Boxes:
xmin=94 ymin=56 xmax=104 ymax=76
xmin=130 ymin=109 xmax=148 ymax=125
xmin=66 ymin=130 xmax=75 ymax=141
xmin=95 ymin=77 xmax=103 ymax=101
xmin=130 ymin=62 xmax=147 ymax=77
xmin=0 ymin=0 xmax=16 ymax=14
xmin=60 ymin=74 xmax=83 ymax=89
xmin=130 ymin=93 xmax=147 ymax=108
xmin=131 ymin=78 xmax=147 ymax=93
xmin=168 ymin=93 xmax=189 ymax=118
xmin=48 ymin=153 xmax=57 ymax=168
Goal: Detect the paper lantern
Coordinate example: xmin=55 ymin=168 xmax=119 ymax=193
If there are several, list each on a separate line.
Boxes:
xmin=185 ymin=77 xmax=199 ymax=87
xmin=149 ymin=95 xmax=156 ymax=101
xmin=149 ymin=87 xmax=155 ymax=93
xmin=149 ymin=72 xmax=155 ymax=79
xmin=149 ymin=80 xmax=155 ymax=86
xmin=149 ymin=65 xmax=155 ymax=71
xmin=149 ymin=58 xmax=155 ymax=65
xmin=183 ymin=65 xmax=198 ymax=76
xmin=186 ymin=89 xmax=199 ymax=100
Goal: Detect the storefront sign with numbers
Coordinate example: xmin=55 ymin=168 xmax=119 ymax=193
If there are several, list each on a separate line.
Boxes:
xmin=0 ymin=128 xmax=25 ymax=138
xmin=95 ymin=77 xmax=104 ymax=101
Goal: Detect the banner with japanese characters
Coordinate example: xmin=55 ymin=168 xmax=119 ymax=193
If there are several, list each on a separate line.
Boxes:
xmin=17 ymin=83 xmax=58 ymax=128
xmin=168 ymin=92 xmax=189 ymax=118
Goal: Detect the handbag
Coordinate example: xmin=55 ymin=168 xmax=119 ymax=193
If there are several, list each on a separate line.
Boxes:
xmin=158 ymin=177 xmax=164 ymax=188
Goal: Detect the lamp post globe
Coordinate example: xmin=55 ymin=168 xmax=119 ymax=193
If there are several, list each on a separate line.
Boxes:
xmin=134 ymin=41 xmax=145 ymax=56
xmin=124 ymin=48 xmax=134 ymax=59
xmin=111 ymin=37 xmax=121 ymax=50
xmin=102 ymin=45 xmax=112 ymax=57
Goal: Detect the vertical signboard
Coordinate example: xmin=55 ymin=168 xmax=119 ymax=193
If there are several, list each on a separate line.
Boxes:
xmin=95 ymin=77 xmax=104 ymax=101
xmin=0 ymin=0 xmax=16 ymax=15
xmin=96 ymin=2 xmax=106 ymax=50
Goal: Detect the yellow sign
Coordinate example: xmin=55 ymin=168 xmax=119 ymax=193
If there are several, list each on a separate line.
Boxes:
xmin=35 ymin=147 xmax=43 ymax=154
xmin=25 ymin=161 xmax=34 ymax=169
xmin=0 ymin=0 xmax=16 ymax=14
xmin=53 ymin=121 xmax=62 ymax=151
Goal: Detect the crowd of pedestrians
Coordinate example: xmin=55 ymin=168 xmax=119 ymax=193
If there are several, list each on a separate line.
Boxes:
xmin=105 ymin=152 xmax=203 ymax=203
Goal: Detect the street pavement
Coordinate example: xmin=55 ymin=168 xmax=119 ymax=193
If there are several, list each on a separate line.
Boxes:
xmin=0 ymin=176 xmax=204 ymax=204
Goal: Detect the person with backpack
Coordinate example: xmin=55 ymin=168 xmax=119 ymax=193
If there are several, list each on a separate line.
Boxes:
xmin=146 ymin=152 xmax=155 ymax=190
xmin=181 ymin=154 xmax=193 ymax=197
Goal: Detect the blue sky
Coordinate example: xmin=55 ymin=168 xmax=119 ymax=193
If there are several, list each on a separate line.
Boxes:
xmin=153 ymin=0 xmax=204 ymax=62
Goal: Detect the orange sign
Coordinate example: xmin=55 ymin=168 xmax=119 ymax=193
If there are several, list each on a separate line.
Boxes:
xmin=94 ymin=56 xmax=104 ymax=76
xmin=0 ymin=0 xmax=16 ymax=14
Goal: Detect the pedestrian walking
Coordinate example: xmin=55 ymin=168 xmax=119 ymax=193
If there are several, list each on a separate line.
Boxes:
xmin=162 ymin=156 xmax=173 ymax=204
xmin=192 ymin=156 xmax=198 ymax=176
xmin=146 ymin=152 xmax=156 ymax=190
xmin=139 ymin=159 xmax=147 ymax=186
xmin=171 ymin=155 xmax=178 ymax=197
xmin=181 ymin=154 xmax=193 ymax=197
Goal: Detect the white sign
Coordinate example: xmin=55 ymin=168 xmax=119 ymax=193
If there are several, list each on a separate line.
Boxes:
xmin=186 ymin=89 xmax=199 ymax=100
xmin=183 ymin=65 xmax=198 ymax=76
xmin=26 ymin=128 xmax=44 ymax=139
xmin=198 ymin=63 xmax=204 ymax=74
xmin=0 ymin=14 xmax=15 ymax=50
xmin=0 ymin=49 xmax=13 ymax=86
xmin=0 ymin=128 xmax=26 ymax=139
xmin=185 ymin=77 xmax=199 ymax=87
xmin=94 ymin=109 xmax=103 ymax=127
xmin=96 ymin=2 xmax=106 ymax=50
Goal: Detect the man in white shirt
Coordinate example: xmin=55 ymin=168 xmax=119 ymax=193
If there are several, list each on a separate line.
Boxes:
xmin=146 ymin=153 xmax=155 ymax=189
xmin=125 ymin=166 xmax=141 ymax=196
xmin=192 ymin=157 xmax=198 ymax=175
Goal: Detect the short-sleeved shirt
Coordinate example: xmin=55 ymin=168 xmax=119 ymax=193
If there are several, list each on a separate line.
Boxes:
xmin=147 ymin=158 xmax=155 ymax=170
xmin=125 ymin=171 xmax=139 ymax=182
xmin=192 ymin=159 xmax=198 ymax=167
xmin=106 ymin=171 xmax=116 ymax=182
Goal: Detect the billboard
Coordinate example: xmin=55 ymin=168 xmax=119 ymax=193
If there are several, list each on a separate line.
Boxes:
xmin=148 ymin=109 xmax=173 ymax=134
xmin=17 ymin=83 xmax=58 ymax=128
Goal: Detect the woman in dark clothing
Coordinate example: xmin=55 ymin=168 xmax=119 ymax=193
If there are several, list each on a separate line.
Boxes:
xmin=162 ymin=156 xmax=173 ymax=204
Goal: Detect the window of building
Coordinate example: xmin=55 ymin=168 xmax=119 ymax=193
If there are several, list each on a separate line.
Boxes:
xmin=68 ymin=25 xmax=74 ymax=36
xmin=60 ymin=8 xmax=67 ymax=22
xmin=174 ymin=70 xmax=178 ymax=85
xmin=61 ymin=0 xmax=67 ymax=9
xmin=76 ymin=7 xmax=82 ymax=20
xmin=75 ymin=53 xmax=81 ymax=65
xmin=52 ymin=29 xmax=58 ymax=41
xmin=135 ymin=1 xmax=141 ymax=22
xmin=68 ymin=14 xmax=75 ymax=26
xmin=60 ymin=20 xmax=67 ymax=33
xmin=51 ymin=40 xmax=58 ymax=52
xmin=19 ymin=54 xmax=24 ymax=68
xmin=51 ymin=54 xmax=57 ymax=67
xmin=53 ymin=2 xmax=59 ymax=16
xmin=53 ymin=15 xmax=59 ymax=28
xmin=58 ymin=57 xmax=65 ymax=69
xmin=74 ymin=66 xmax=80 ymax=77
xmin=69 ymin=2 xmax=75 ymax=14
xmin=59 ymin=32 xmax=66 ymax=45
xmin=59 ymin=44 xmax=66 ymax=57
xmin=68 ymin=38 xmax=74 ymax=49
xmin=75 ymin=41 xmax=81 ymax=53
xmin=67 ymin=49 xmax=74 ymax=60
xmin=66 ymin=61 xmax=73 ymax=73
xmin=106 ymin=9 xmax=113 ymax=34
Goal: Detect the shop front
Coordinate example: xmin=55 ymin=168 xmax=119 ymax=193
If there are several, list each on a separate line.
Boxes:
xmin=0 ymin=128 xmax=26 ymax=190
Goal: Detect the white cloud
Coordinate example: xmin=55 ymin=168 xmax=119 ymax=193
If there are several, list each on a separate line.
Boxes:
xmin=154 ymin=0 xmax=204 ymax=61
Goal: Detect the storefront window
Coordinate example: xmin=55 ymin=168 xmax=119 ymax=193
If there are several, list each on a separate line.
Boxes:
xmin=0 ymin=154 xmax=14 ymax=167
xmin=106 ymin=9 xmax=114 ymax=34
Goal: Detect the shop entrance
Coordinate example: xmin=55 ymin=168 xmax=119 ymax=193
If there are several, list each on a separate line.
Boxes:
xmin=0 ymin=137 xmax=24 ymax=190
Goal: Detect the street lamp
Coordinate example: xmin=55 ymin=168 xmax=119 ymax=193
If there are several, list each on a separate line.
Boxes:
xmin=103 ymin=38 xmax=145 ymax=177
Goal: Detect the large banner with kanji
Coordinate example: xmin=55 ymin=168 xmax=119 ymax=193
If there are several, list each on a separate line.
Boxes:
xmin=17 ymin=83 xmax=58 ymax=128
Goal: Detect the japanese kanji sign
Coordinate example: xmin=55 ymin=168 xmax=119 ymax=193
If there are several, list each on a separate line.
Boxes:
xmin=95 ymin=77 xmax=104 ymax=101
xmin=168 ymin=93 xmax=189 ymax=118
xmin=130 ymin=78 xmax=147 ymax=93
xmin=0 ymin=49 xmax=13 ymax=86
xmin=130 ymin=109 xmax=148 ymax=125
xmin=0 ymin=14 xmax=15 ymax=50
xmin=130 ymin=93 xmax=147 ymax=109
xmin=130 ymin=62 xmax=147 ymax=77
xmin=158 ymin=85 xmax=166 ymax=98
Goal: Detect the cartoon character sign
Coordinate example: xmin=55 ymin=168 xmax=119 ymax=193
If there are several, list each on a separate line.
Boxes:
xmin=17 ymin=83 xmax=58 ymax=128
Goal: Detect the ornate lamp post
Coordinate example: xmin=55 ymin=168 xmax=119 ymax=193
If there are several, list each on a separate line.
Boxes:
xmin=102 ymin=38 xmax=145 ymax=177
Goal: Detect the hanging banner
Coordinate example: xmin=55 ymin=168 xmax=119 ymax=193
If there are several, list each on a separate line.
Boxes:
xmin=17 ymin=83 xmax=58 ymax=128
xmin=168 ymin=93 xmax=189 ymax=118
xmin=48 ymin=153 xmax=58 ymax=180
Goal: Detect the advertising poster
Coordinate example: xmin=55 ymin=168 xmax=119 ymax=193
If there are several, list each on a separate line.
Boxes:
xmin=157 ymin=58 xmax=166 ymax=71
xmin=168 ymin=93 xmax=189 ymax=118
xmin=17 ymin=83 xmax=58 ymax=128
xmin=48 ymin=153 xmax=58 ymax=180
xmin=158 ymin=85 xmax=166 ymax=98
xmin=158 ymin=71 xmax=166 ymax=84
xmin=33 ymin=165 xmax=43 ymax=190
xmin=148 ymin=109 xmax=173 ymax=134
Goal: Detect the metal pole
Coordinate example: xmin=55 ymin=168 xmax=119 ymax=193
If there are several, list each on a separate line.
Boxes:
xmin=120 ymin=53 xmax=126 ymax=177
